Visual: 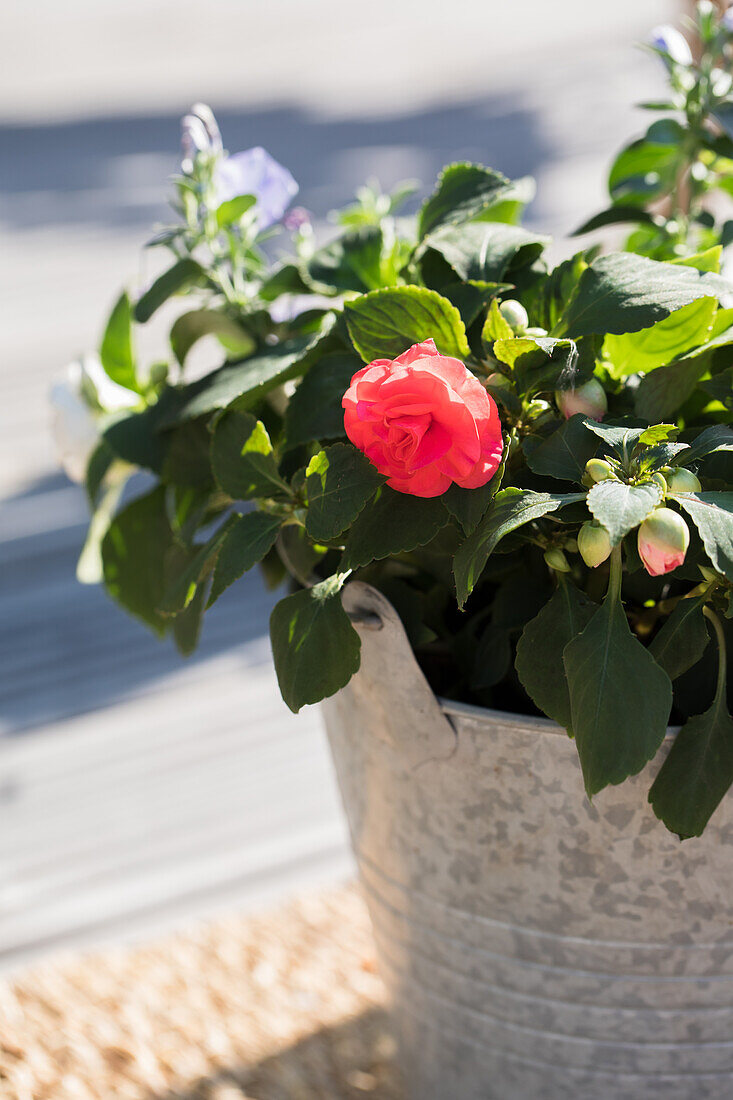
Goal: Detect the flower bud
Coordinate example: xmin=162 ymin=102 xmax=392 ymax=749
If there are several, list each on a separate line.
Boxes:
xmin=499 ymin=299 xmax=529 ymax=333
xmin=525 ymin=326 xmax=548 ymax=337
xmin=650 ymin=471 xmax=668 ymax=493
xmin=666 ymin=467 xmax=701 ymax=493
xmin=544 ymin=548 xmax=571 ymax=573
xmin=638 ymin=507 xmax=690 ymax=577
xmin=578 ymin=521 xmax=612 ymax=568
xmin=556 ymin=379 xmax=607 ymax=421
xmin=190 ymin=103 xmax=222 ymax=152
xmin=181 ymin=114 xmax=211 ymax=173
xmin=585 ymin=458 xmax=615 ymax=483
xmin=649 ymin=24 xmax=693 ymax=66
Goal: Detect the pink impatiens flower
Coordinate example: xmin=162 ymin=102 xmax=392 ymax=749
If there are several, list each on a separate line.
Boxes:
xmin=342 ymin=339 xmax=503 ymax=498
xmin=638 ymin=507 xmax=690 ymax=577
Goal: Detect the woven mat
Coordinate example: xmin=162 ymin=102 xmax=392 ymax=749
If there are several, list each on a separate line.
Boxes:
xmin=0 ymin=884 xmax=403 ymax=1100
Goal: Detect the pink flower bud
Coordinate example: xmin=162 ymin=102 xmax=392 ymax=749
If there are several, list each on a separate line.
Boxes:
xmin=555 ymin=379 xmax=607 ymax=421
xmin=637 ymin=507 xmax=690 ymax=577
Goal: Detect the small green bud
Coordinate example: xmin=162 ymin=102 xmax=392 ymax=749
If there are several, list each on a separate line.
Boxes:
xmin=544 ymin=547 xmax=571 ymax=573
xmin=524 ymin=326 xmax=548 ymax=337
xmin=585 ymin=458 xmax=615 ymax=483
xmin=650 ymin=471 xmax=668 ymax=493
xmin=578 ymin=521 xmax=612 ymax=569
xmin=666 ymin=467 xmax=701 ymax=493
xmin=525 ymin=398 xmax=552 ymax=421
xmin=499 ymin=299 xmax=529 ymax=333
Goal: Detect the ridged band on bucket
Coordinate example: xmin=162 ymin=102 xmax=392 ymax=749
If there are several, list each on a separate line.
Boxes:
xmin=323 ymin=582 xmax=733 ymax=1100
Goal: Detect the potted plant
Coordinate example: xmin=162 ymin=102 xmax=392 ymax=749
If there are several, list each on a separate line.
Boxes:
xmin=54 ymin=7 xmax=733 ymax=1096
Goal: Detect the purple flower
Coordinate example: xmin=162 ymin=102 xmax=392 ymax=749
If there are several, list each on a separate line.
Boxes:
xmin=283 ymin=206 xmax=311 ymax=232
xmin=649 ymin=25 xmax=693 ymax=66
xmin=214 ymin=147 xmax=298 ymax=229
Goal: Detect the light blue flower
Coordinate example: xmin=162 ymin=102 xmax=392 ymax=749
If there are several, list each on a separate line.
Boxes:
xmin=649 ymin=24 xmax=693 ymax=66
xmin=214 ymin=147 xmax=298 ymax=229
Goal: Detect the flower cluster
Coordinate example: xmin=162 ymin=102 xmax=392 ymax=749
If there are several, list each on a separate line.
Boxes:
xmin=55 ymin=2 xmax=733 ymax=840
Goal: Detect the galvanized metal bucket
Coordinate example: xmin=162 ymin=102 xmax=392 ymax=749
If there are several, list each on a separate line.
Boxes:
xmin=321 ymin=581 xmax=733 ymax=1100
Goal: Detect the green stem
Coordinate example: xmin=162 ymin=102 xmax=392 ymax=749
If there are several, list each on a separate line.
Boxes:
xmin=607 ymin=544 xmax=623 ymax=604
xmin=703 ymin=606 xmax=728 ymax=701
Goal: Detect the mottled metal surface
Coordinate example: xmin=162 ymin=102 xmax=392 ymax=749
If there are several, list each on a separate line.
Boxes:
xmin=323 ymin=582 xmax=733 ymax=1100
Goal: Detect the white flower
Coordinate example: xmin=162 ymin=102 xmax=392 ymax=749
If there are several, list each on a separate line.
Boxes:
xmin=181 ymin=103 xmax=222 ymax=172
xmin=49 ymin=354 xmax=138 ymax=483
xmin=649 ymin=25 xmax=693 ymax=66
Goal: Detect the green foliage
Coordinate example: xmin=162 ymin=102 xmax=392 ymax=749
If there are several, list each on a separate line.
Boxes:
xmin=649 ymin=593 xmax=710 ymax=681
xmin=675 ymin=493 xmax=733 ymax=582
xmin=344 ymin=286 xmax=469 ymax=362
xmin=170 ymin=310 xmax=255 ymax=366
xmin=453 ymin=490 xmax=585 ymax=608
xmin=208 ymin=511 xmax=282 ymax=607
xmin=305 ymin=444 xmax=384 ymax=542
xmin=421 ymin=221 xmax=549 ymax=284
xmin=525 ymin=415 xmax=598 ymax=483
xmin=341 ymin=488 xmax=448 ymax=571
xmin=211 ymin=410 xmax=291 ymax=501
xmin=515 ymin=581 xmax=597 ymax=729
xmin=270 ymin=574 xmax=361 ymax=712
xmin=560 ymin=253 xmax=731 ymax=338
xmin=135 ymin=258 xmax=205 ymax=323
xmin=284 ymin=353 xmax=361 ymax=449
xmin=587 ymin=479 xmax=663 ymax=546
xmin=563 ymin=557 xmax=673 ymax=797
xmin=417 ymin=163 xmax=533 ymax=237
xmin=100 ymin=291 xmax=138 ymax=392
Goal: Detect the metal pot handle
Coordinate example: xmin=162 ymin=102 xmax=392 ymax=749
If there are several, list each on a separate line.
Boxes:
xmin=341 ymin=581 xmax=457 ymax=770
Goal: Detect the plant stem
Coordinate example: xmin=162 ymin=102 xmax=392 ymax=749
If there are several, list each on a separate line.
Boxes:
xmin=703 ymin=606 xmax=728 ymax=700
xmin=607 ymin=544 xmax=623 ymax=604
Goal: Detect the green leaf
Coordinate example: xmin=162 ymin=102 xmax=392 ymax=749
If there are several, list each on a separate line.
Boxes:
xmin=649 ymin=685 xmax=733 ymax=838
xmin=341 ymin=487 xmax=448 ymax=571
xmin=77 ymin=478 xmax=127 ymax=585
xmin=100 ymin=290 xmax=137 ymax=391
xmin=208 ymin=511 xmax=282 ymax=607
xmin=134 ymin=258 xmax=204 ymax=323
xmin=442 ymin=461 xmax=504 ymax=535
xmin=160 ymin=515 xmax=239 ymax=614
xmin=211 ymin=410 xmax=291 ymax=501
xmin=563 ymin=586 xmax=673 ymax=796
xmin=493 ymin=336 xmax=581 ymax=393
xmin=283 ymin=353 xmax=360 ymax=449
xmin=270 ymin=574 xmax=361 ymax=712
xmin=453 ymin=489 xmax=585 ymax=608
xmin=605 ymin=297 xmax=716 ymax=379
xmin=170 ymin=309 xmax=255 ymax=366
xmin=525 ymin=415 xmax=598 ymax=483
xmin=515 ymin=581 xmax=598 ymax=729
xmin=422 ymin=222 xmax=549 ymax=283
xmin=675 ymin=493 xmax=733 ymax=582
xmin=633 ymin=357 xmax=707 ymax=421
xmin=85 ymin=439 xmax=117 ymax=507
xmin=559 ymin=253 xmax=731 ymax=339
xmin=305 ymin=444 xmax=385 ymax=542
xmin=444 ymin=281 xmax=509 ymax=328
xmin=637 ymin=423 xmax=679 ymax=445
xmin=172 ymin=577 xmax=208 ymax=657
xmin=418 ymin=163 xmax=533 ymax=237
xmin=170 ymin=328 xmax=333 ymax=422
xmin=608 ymin=120 xmax=684 ymax=206
xmin=102 ymin=486 xmax=175 ymax=635
xmin=700 ymin=366 xmax=733 ymax=409
xmin=162 ymin=420 xmax=215 ymax=490
xmin=215 ymin=193 xmax=256 ymax=228
xmin=572 ymin=205 xmax=658 ymax=236
xmin=307 ymin=227 xmax=385 ymax=293
xmin=673 ymin=425 xmax=733 ymax=466
xmin=649 ymin=593 xmax=710 ymax=681
xmin=587 ymin=479 xmax=662 ymax=546
xmin=344 ymin=285 xmax=470 ymax=363
xmin=481 ymin=298 xmax=514 ymax=347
